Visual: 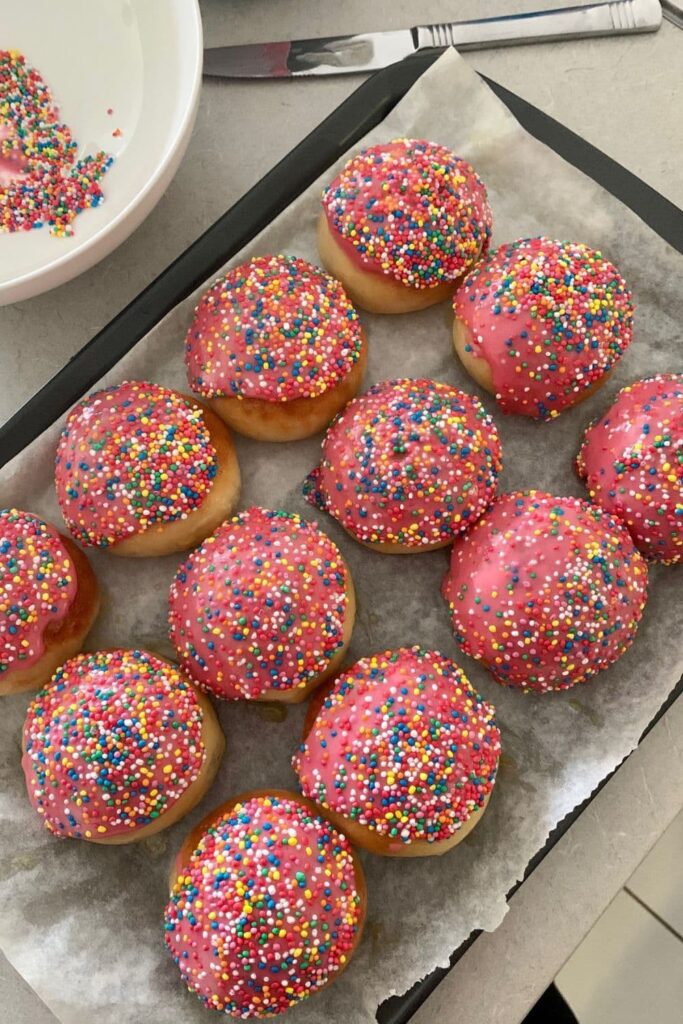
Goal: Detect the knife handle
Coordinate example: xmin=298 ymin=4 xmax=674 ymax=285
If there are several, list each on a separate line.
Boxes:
xmin=416 ymin=0 xmax=662 ymax=51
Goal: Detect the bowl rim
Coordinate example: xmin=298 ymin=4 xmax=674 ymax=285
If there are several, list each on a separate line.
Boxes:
xmin=0 ymin=0 xmax=203 ymax=300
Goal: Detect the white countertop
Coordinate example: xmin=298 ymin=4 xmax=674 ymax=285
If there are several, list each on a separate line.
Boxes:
xmin=1 ymin=2 xmax=682 ymax=1021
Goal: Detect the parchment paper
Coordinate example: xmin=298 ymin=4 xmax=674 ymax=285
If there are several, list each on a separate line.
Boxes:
xmin=0 ymin=50 xmax=681 ymax=1024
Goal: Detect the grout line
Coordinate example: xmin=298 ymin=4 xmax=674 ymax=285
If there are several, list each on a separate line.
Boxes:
xmin=624 ymin=886 xmax=683 ymax=945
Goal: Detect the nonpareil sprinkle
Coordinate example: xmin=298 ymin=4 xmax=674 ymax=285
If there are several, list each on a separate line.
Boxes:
xmin=0 ymin=49 xmax=113 ymax=237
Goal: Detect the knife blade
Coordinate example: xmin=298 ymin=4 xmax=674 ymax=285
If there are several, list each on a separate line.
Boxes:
xmin=203 ymin=0 xmax=662 ymax=79
xmin=661 ymin=0 xmax=683 ymax=27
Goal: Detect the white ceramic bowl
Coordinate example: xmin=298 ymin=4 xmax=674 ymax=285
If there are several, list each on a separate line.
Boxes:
xmin=0 ymin=0 xmax=202 ymax=305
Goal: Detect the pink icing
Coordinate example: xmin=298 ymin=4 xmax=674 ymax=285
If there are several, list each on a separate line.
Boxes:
xmin=0 ymin=508 xmax=78 ymax=677
xmin=304 ymin=378 xmax=502 ymax=548
xmin=22 ymin=649 xmax=206 ymax=840
xmin=185 ymin=255 xmax=363 ymax=402
xmin=442 ymin=491 xmax=648 ymax=693
xmin=168 ymin=507 xmax=350 ymax=700
xmin=55 ymin=381 xmax=218 ymax=548
xmin=577 ymin=374 xmax=683 ymax=563
xmin=322 ymin=139 xmax=492 ymax=288
xmin=294 ymin=646 xmax=501 ymax=848
xmin=0 ymin=123 xmax=28 ymax=185
xmin=164 ymin=793 xmax=363 ymax=1016
xmin=453 ymin=238 xmax=634 ymax=419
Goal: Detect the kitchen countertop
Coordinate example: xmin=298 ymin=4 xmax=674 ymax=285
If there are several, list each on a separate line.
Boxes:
xmin=0 ymin=2 xmax=681 ymax=1022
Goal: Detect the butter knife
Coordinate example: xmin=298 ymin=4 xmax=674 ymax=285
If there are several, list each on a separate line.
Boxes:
xmin=203 ymin=0 xmax=662 ymax=79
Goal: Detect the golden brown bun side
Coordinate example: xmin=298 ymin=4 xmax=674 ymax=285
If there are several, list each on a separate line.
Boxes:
xmin=111 ymin=401 xmax=240 ymax=557
xmin=453 ymin=316 xmax=611 ymax=412
xmin=359 ymin=534 xmax=453 ymax=555
xmin=94 ymin=683 xmax=225 ymax=846
xmin=305 ymin=789 xmax=492 ymax=857
xmin=301 ymin=663 xmax=494 ymax=857
xmin=209 ymin=333 xmax=368 ymax=442
xmin=452 ymin=317 xmax=496 ymax=394
xmin=256 ymin=574 xmax=356 ymax=705
xmin=318 ymin=213 xmax=456 ymax=314
xmin=0 ymin=536 xmax=100 ymax=696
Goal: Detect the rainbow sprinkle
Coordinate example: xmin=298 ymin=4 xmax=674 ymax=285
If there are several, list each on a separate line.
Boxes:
xmin=454 ymin=238 xmax=634 ymax=418
xmin=22 ymin=649 xmax=206 ymax=840
xmin=169 ymin=507 xmax=350 ymax=700
xmin=295 ymin=646 xmax=501 ymax=846
xmin=185 ymin=255 xmax=363 ymax=403
xmin=443 ymin=491 xmax=648 ymax=692
xmin=0 ymin=508 xmax=76 ymax=675
xmin=164 ymin=793 xmax=363 ymax=1016
xmin=55 ymin=381 xmax=218 ymax=548
xmin=0 ymin=50 xmax=112 ymax=237
xmin=304 ymin=378 xmax=502 ymax=548
xmin=577 ymin=374 xmax=683 ymax=563
xmin=322 ymin=138 xmax=492 ymax=288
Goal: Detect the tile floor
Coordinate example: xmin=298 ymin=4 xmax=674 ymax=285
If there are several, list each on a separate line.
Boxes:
xmin=556 ymin=807 xmax=683 ymax=1024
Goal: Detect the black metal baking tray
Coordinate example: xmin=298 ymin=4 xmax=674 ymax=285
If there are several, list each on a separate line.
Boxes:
xmin=1 ymin=48 xmax=681 ymax=1024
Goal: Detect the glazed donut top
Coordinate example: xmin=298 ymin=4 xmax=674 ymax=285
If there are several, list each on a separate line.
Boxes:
xmin=304 ymin=378 xmax=502 ymax=548
xmin=453 ymin=238 xmax=634 ymax=419
xmin=164 ymin=793 xmax=363 ymax=1017
xmin=322 ymin=138 xmax=492 ymax=289
xmin=168 ymin=507 xmax=350 ymax=700
xmin=185 ymin=255 xmax=363 ymax=403
xmin=442 ymin=491 xmax=648 ymax=693
xmin=294 ymin=647 xmax=501 ymax=847
xmin=577 ymin=374 xmax=683 ymax=564
xmin=55 ymin=381 xmax=218 ymax=548
xmin=0 ymin=508 xmax=77 ymax=677
xmin=22 ymin=649 xmax=206 ymax=840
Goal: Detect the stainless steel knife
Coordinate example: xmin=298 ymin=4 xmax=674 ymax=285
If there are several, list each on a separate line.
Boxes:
xmin=662 ymin=0 xmax=683 ymax=27
xmin=203 ymin=0 xmax=662 ymax=79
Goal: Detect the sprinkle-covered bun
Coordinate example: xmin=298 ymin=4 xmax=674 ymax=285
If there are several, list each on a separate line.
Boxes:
xmin=442 ymin=491 xmax=648 ymax=693
xmin=165 ymin=790 xmax=366 ymax=1017
xmin=169 ymin=507 xmax=355 ymax=703
xmin=55 ymin=381 xmax=240 ymax=556
xmin=295 ymin=646 xmax=500 ymax=857
xmin=185 ymin=255 xmax=367 ymax=441
xmin=22 ymin=649 xmax=224 ymax=843
xmin=318 ymin=138 xmax=492 ymax=314
xmin=577 ymin=374 xmax=683 ymax=564
xmin=453 ymin=238 xmax=634 ymax=419
xmin=304 ymin=378 xmax=502 ymax=552
xmin=0 ymin=508 xmax=99 ymax=695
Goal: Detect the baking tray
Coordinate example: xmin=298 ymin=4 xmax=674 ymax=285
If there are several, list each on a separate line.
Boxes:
xmin=1 ymin=49 xmax=682 ymax=1024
